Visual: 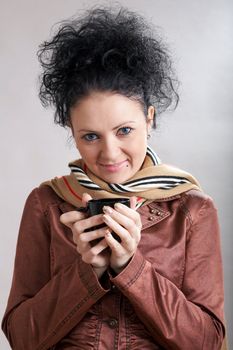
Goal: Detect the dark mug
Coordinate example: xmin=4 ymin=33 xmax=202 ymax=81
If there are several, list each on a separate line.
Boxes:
xmin=87 ymin=198 xmax=130 ymax=216
xmin=77 ymin=198 xmax=130 ymax=243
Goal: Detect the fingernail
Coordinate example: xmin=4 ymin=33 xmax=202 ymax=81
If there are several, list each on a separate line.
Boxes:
xmin=105 ymin=229 xmax=111 ymax=237
xmin=103 ymin=206 xmax=113 ymax=214
xmin=103 ymin=214 xmax=110 ymax=222
xmin=114 ymin=203 xmax=123 ymax=209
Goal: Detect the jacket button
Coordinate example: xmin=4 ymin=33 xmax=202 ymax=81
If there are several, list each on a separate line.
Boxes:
xmin=108 ymin=318 xmax=118 ymax=328
xmin=149 ymin=208 xmax=155 ymax=213
xmin=148 ymin=216 xmax=154 ymax=221
xmin=156 ymin=211 xmax=162 ymax=216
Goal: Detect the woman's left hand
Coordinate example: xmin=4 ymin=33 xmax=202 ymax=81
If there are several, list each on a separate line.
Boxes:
xmin=102 ymin=197 xmax=142 ymax=274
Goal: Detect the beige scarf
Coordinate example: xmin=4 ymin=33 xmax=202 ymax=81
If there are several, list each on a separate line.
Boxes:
xmin=41 ymin=147 xmax=201 ymax=208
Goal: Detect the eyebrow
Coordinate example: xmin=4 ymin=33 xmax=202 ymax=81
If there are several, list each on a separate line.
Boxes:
xmin=77 ymin=120 xmax=137 ymax=132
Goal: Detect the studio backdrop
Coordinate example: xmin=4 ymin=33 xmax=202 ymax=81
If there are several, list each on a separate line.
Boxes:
xmin=0 ymin=0 xmax=232 ymax=349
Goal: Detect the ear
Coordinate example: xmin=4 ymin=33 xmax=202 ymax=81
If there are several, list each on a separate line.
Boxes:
xmin=146 ymin=106 xmax=155 ymax=133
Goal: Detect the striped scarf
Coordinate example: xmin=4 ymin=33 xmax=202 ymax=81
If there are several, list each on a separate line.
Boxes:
xmin=41 ymin=146 xmax=201 ymax=209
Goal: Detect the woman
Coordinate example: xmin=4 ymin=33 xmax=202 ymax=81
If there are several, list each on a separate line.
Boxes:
xmin=2 ymin=6 xmax=225 ymax=350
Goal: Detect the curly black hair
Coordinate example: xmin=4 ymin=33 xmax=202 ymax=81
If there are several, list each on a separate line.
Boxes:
xmin=37 ymin=5 xmax=179 ymax=128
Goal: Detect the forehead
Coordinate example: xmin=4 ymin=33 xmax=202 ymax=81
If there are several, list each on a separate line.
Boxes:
xmin=70 ymin=91 xmax=145 ymax=128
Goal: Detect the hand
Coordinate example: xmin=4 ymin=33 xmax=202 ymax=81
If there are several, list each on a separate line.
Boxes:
xmin=102 ymin=197 xmax=142 ymax=274
xmin=60 ymin=193 xmax=110 ymax=278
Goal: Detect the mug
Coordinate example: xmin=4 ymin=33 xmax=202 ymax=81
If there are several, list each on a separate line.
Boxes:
xmin=77 ymin=198 xmax=130 ymax=243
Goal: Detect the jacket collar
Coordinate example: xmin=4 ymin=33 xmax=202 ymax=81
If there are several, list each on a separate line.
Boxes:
xmin=140 ymin=201 xmax=171 ymax=230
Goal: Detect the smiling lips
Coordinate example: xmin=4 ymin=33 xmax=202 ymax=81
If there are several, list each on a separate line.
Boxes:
xmin=99 ymin=160 xmax=128 ymax=172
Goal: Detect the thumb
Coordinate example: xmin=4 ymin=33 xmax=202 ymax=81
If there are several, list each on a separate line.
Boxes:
xmin=130 ymin=196 xmax=137 ymax=210
xmin=82 ymin=192 xmax=92 ymax=206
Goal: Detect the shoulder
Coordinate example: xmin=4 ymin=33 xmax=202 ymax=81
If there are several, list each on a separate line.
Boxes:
xmin=25 ymin=184 xmax=64 ymax=214
xmin=179 ymin=189 xmax=218 ymax=224
xmin=180 ymin=189 xmax=216 ymax=209
xmin=152 ymin=189 xmax=218 ymax=225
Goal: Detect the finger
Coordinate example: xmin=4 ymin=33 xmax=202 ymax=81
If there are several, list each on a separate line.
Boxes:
xmin=60 ymin=211 xmax=86 ymax=228
xmin=82 ymin=243 xmax=110 ymax=267
xmin=75 ymin=239 xmax=91 ymax=254
xmin=82 ymin=192 xmax=92 ymax=206
xmin=103 ymin=207 xmax=141 ymax=240
xmin=72 ymin=213 xmax=104 ymax=233
xmin=82 ymin=239 xmax=109 ymax=261
xmin=90 ymin=238 xmax=109 ymax=254
xmin=103 ymin=206 xmax=134 ymax=229
xmin=130 ymin=196 xmax=137 ymax=210
xmin=79 ymin=226 xmax=108 ymax=243
xmin=113 ymin=202 xmax=142 ymax=228
xmin=102 ymin=214 xmax=135 ymax=249
xmin=105 ymin=230 xmax=122 ymax=252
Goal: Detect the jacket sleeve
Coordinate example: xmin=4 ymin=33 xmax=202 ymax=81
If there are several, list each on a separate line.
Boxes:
xmin=1 ymin=188 xmax=109 ymax=350
xmin=110 ymin=195 xmax=225 ymax=350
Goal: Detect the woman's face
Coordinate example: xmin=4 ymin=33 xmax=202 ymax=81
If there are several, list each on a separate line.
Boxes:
xmin=70 ymin=91 xmax=154 ymax=184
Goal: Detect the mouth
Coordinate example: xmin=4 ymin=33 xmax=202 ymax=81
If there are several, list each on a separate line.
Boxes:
xmin=99 ymin=160 xmax=128 ymax=172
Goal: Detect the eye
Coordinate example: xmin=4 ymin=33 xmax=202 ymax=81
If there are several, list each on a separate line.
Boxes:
xmin=82 ymin=133 xmax=98 ymax=142
xmin=117 ymin=127 xmax=133 ymax=135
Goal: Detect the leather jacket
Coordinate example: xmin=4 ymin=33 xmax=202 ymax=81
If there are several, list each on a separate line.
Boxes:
xmin=2 ymin=185 xmax=225 ymax=349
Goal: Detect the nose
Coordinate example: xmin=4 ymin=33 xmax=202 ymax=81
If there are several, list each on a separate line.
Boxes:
xmin=99 ymin=137 xmax=121 ymax=162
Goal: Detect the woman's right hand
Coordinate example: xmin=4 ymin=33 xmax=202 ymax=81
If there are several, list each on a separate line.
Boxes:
xmin=60 ymin=193 xmax=110 ymax=278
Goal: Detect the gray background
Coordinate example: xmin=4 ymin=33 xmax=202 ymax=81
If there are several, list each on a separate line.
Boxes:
xmin=0 ymin=0 xmax=232 ymax=348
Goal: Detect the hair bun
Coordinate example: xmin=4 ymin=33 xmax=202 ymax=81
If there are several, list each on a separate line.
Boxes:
xmin=38 ymin=6 xmax=179 ymax=127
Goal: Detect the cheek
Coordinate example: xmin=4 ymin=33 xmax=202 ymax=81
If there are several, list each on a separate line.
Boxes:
xmin=75 ymin=142 xmax=90 ymax=160
xmin=133 ymin=131 xmax=148 ymax=149
xmin=79 ymin=147 xmax=94 ymax=160
xmin=129 ymin=139 xmax=147 ymax=161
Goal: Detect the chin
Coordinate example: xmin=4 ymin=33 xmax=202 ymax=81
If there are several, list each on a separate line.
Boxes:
xmin=101 ymin=172 xmax=131 ymax=184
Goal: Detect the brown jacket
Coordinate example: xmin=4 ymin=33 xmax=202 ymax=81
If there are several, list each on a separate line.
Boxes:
xmin=2 ymin=185 xmax=225 ymax=349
